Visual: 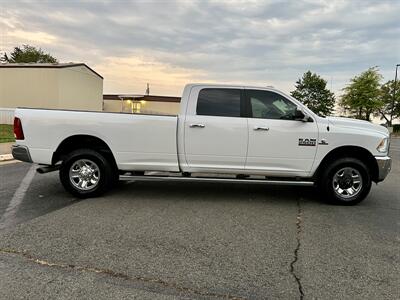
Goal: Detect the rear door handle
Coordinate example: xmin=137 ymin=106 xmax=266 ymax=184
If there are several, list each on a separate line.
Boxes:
xmin=189 ymin=123 xmax=205 ymax=128
xmin=254 ymin=126 xmax=269 ymax=131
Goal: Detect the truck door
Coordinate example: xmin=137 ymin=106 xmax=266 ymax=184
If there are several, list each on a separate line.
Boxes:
xmin=184 ymin=87 xmax=248 ymax=171
xmin=245 ymin=89 xmax=318 ymax=175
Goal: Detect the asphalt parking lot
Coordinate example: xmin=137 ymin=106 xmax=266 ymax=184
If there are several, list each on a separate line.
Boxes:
xmin=0 ymin=139 xmax=399 ymax=299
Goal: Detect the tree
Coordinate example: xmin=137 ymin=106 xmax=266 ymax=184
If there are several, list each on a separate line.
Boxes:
xmin=290 ymin=71 xmax=335 ymax=116
xmin=378 ymin=80 xmax=400 ymax=125
xmin=1 ymin=45 xmax=58 ymax=63
xmin=340 ymin=67 xmax=383 ymax=121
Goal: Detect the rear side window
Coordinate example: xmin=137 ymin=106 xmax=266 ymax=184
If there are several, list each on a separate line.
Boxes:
xmin=196 ymin=88 xmax=241 ymax=117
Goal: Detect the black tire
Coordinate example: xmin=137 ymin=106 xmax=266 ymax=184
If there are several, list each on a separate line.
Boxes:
xmin=319 ymin=157 xmax=372 ymax=205
xmin=59 ymin=148 xmax=115 ymax=198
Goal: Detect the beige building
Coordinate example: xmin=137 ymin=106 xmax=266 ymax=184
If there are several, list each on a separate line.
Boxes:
xmin=103 ymin=94 xmax=180 ymax=115
xmin=0 ymin=63 xmax=103 ymax=111
xmin=0 ymin=63 xmax=181 ymax=124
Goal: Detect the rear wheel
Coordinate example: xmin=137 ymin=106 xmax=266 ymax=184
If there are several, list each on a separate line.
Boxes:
xmin=59 ymin=149 xmax=115 ymax=198
xmin=319 ymin=157 xmax=371 ymax=205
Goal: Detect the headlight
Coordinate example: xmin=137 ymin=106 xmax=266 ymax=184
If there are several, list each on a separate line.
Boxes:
xmin=377 ymin=138 xmax=389 ymax=153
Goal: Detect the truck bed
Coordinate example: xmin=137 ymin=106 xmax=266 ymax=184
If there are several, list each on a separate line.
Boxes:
xmin=15 ymin=108 xmax=180 ymax=171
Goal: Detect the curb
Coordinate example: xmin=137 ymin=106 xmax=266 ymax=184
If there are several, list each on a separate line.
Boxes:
xmin=0 ymin=154 xmax=14 ymax=161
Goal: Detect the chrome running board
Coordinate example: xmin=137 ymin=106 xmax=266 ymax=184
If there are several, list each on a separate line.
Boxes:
xmin=119 ymin=175 xmax=314 ymax=186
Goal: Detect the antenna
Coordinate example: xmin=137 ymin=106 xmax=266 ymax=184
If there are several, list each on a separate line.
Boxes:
xmin=145 ymin=83 xmax=150 ymax=95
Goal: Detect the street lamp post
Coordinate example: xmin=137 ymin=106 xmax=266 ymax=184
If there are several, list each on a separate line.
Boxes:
xmin=390 ymin=64 xmax=400 ymax=126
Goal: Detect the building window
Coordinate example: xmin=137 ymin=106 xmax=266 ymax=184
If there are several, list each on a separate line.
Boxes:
xmin=132 ymin=101 xmax=141 ymax=113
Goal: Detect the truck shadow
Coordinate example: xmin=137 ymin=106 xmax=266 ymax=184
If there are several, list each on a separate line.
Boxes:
xmin=109 ymin=180 xmax=322 ymax=205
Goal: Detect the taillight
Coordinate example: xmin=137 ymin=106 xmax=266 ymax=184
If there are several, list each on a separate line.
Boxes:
xmin=14 ymin=117 xmax=25 ymax=140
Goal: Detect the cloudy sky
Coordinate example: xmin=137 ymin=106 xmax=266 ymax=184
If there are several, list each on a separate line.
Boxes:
xmin=1 ymin=0 xmax=399 ymax=96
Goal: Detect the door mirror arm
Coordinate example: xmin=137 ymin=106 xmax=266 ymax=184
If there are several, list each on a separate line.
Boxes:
xmin=294 ymin=108 xmax=313 ymax=122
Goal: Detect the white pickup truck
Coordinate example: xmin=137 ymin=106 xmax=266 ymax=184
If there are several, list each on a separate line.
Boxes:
xmin=12 ymin=84 xmax=391 ymax=205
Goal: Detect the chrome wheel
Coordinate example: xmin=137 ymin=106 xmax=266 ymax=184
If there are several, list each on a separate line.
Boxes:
xmin=69 ymin=159 xmax=100 ymax=191
xmin=332 ymin=167 xmax=363 ymax=199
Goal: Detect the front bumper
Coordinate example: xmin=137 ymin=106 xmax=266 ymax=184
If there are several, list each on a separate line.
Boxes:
xmin=12 ymin=145 xmax=32 ymax=163
xmin=375 ymin=156 xmax=391 ymax=182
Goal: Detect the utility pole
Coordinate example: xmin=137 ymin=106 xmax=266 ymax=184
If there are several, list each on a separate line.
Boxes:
xmin=390 ymin=64 xmax=400 ymax=126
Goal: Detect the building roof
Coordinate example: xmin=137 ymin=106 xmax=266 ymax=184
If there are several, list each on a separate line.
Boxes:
xmin=104 ymin=94 xmax=181 ymax=103
xmin=0 ymin=63 xmax=103 ymax=79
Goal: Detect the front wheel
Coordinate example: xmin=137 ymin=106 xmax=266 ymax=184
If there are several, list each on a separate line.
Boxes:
xmin=319 ymin=158 xmax=372 ymax=205
xmin=59 ymin=149 xmax=115 ymax=198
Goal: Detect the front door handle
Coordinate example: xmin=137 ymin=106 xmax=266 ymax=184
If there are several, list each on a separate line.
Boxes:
xmin=254 ymin=126 xmax=269 ymax=131
xmin=190 ymin=123 xmax=205 ymax=128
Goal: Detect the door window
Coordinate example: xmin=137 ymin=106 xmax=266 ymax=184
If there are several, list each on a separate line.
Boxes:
xmin=197 ymin=88 xmax=241 ymax=117
xmin=247 ymin=90 xmax=297 ymax=120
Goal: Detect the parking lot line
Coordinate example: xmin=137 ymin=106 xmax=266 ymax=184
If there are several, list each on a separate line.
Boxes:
xmin=0 ymin=165 xmax=36 ymax=229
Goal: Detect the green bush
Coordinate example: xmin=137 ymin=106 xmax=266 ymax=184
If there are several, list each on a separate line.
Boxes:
xmin=0 ymin=124 xmax=15 ymax=143
xmin=393 ymin=124 xmax=400 ymax=133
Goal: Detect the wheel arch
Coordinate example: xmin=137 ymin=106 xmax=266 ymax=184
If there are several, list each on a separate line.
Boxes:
xmin=314 ymin=146 xmax=379 ymax=183
xmin=52 ymin=135 xmax=117 ymax=170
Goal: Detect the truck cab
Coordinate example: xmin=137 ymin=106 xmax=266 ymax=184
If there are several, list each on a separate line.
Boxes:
xmin=179 ymin=84 xmax=318 ymax=177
